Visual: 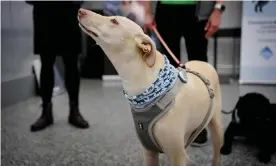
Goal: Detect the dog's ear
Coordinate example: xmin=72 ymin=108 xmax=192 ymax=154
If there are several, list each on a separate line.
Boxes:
xmin=236 ymin=96 xmax=242 ymax=109
xmin=134 ymin=33 xmax=156 ymax=67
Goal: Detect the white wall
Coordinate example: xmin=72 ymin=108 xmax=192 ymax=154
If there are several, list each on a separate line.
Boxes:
xmin=220 ymin=1 xmax=242 ymax=28
xmin=209 ymin=1 xmax=242 ymax=75
xmin=1 ymin=1 xmax=34 ymax=82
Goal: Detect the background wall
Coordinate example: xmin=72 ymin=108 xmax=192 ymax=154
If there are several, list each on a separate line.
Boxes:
xmin=1 ymin=1 xmax=34 ymax=82
xmin=1 ymin=1 xmax=242 ymax=107
xmin=1 ymin=1 xmax=36 ymax=108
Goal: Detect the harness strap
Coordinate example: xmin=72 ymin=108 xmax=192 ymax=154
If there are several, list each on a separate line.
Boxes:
xmin=156 ymin=79 xmax=182 ymax=110
xmin=150 ymin=68 xmax=215 ymax=150
xmin=131 ymin=68 xmax=215 ymax=153
xmin=148 ymin=78 xmax=182 ymax=152
xmin=183 ymin=68 xmax=215 ymax=147
xmin=131 ymin=77 xmax=182 ymax=153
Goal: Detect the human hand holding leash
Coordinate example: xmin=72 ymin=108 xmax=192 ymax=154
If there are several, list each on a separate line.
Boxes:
xmin=205 ymin=9 xmax=222 ymax=39
xmin=143 ymin=7 xmax=184 ymax=67
xmin=143 ymin=0 xmax=155 ymax=33
xmin=143 ymin=10 xmax=155 ymax=33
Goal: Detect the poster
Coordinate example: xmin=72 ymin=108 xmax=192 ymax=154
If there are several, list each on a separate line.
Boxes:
xmin=239 ymin=1 xmax=276 ymax=84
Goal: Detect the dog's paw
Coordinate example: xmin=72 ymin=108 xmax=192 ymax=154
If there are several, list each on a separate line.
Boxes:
xmin=220 ymin=145 xmax=232 ymax=155
xmin=257 ymin=153 xmax=271 ymax=163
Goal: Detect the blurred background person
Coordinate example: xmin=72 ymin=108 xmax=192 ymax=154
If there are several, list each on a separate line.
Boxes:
xmin=103 ymin=0 xmax=145 ymax=27
xmin=103 ymin=0 xmax=161 ymax=50
xmin=26 ymin=1 xmax=89 ymax=132
xmin=144 ymin=0 xmax=225 ymax=146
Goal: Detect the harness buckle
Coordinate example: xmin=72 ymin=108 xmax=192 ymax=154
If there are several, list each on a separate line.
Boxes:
xmin=209 ymin=88 xmax=215 ymax=98
xmin=178 ymin=69 xmax=188 ymax=83
xmin=138 ymin=122 xmax=144 ymax=130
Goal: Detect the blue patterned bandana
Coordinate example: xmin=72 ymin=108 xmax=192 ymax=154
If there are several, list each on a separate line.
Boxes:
xmin=123 ymin=55 xmax=178 ymax=109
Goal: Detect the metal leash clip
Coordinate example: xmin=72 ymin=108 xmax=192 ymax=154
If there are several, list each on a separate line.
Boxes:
xmin=178 ymin=68 xmax=188 ymax=83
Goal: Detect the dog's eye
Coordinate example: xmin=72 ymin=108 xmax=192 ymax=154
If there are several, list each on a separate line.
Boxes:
xmin=111 ymin=18 xmax=119 ymax=25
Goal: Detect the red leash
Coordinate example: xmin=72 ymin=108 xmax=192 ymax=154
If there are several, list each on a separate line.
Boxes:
xmin=150 ymin=26 xmax=185 ymax=68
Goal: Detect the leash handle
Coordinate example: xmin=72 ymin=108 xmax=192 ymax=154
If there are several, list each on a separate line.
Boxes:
xmin=150 ymin=26 xmax=185 ymax=68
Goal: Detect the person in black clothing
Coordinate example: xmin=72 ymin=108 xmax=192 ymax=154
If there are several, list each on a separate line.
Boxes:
xmin=150 ymin=3 xmax=208 ymax=66
xmin=144 ymin=1 xmax=225 ymax=146
xmin=26 ymin=1 xmax=89 ymax=132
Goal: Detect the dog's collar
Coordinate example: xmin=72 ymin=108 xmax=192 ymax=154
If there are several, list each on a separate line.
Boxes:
xmin=123 ymin=54 xmax=178 ymax=109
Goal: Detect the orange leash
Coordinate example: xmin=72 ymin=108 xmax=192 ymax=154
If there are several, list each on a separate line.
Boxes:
xmin=150 ymin=26 xmax=185 ymax=68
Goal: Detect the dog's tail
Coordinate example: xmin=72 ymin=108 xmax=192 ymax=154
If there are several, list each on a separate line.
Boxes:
xmin=221 ymin=99 xmax=240 ymax=115
xmin=221 ymin=109 xmax=234 ymax=114
xmin=222 ymin=106 xmax=237 ymax=114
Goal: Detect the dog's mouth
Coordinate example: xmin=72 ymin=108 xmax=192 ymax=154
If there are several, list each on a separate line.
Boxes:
xmin=79 ymin=23 xmax=98 ymax=37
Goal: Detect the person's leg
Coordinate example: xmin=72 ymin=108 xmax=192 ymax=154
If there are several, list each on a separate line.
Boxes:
xmin=184 ymin=19 xmax=208 ymax=62
xmin=62 ymin=53 xmax=89 ymax=129
xmin=183 ymin=18 xmax=209 ymax=146
xmin=30 ymin=54 xmax=56 ymax=132
xmin=155 ymin=4 xmax=182 ymax=67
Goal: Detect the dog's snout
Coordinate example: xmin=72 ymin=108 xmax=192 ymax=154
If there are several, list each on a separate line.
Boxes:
xmin=78 ymin=8 xmax=87 ymax=18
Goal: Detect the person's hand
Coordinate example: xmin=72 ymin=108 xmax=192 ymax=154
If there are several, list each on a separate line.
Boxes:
xmin=143 ymin=11 xmax=155 ymax=33
xmin=205 ymin=9 xmax=222 ymax=39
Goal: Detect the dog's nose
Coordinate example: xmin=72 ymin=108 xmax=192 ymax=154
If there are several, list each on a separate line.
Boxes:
xmin=78 ymin=8 xmax=87 ymax=17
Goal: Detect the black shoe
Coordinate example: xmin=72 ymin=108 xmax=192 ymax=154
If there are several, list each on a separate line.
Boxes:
xmin=68 ymin=103 xmax=89 ymax=129
xmin=220 ymin=145 xmax=232 ymax=155
xmin=30 ymin=103 xmax=53 ymax=132
xmin=191 ymin=128 xmax=208 ymax=147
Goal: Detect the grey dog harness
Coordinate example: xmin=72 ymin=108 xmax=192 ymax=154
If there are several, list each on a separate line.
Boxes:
xmin=130 ymin=67 xmax=215 ymax=153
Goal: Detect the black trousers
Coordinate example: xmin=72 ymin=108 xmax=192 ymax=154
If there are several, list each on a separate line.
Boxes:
xmin=155 ymin=3 xmax=208 ymax=67
xmin=40 ymin=53 xmax=80 ymax=106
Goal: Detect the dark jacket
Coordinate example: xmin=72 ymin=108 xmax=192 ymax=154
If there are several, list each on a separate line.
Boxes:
xmin=26 ymin=1 xmax=83 ymax=55
xmin=156 ymin=1 xmax=216 ymax=21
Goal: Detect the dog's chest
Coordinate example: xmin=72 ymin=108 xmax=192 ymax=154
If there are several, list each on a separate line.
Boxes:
xmin=130 ymin=72 xmax=184 ymax=153
xmin=123 ymin=54 xmax=215 ymax=153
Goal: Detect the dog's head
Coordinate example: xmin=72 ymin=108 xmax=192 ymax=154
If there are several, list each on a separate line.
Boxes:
xmin=78 ymin=8 xmax=156 ymax=68
xmin=235 ymin=93 xmax=272 ymax=124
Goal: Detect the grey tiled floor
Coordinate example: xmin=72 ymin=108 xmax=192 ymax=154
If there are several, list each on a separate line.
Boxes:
xmin=2 ymin=80 xmax=276 ymax=166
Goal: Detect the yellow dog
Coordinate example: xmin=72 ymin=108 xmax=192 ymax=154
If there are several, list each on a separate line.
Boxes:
xmin=78 ymin=9 xmax=223 ymax=166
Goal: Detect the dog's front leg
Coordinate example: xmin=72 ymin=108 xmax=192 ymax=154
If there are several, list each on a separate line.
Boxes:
xmin=162 ymin=138 xmax=188 ymax=166
xmin=256 ymin=126 xmax=273 ymax=163
xmin=220 ymin=122 xmax=240 ymax=155
xmin=166 ymin=147 xmax=188 ymax=166
xmin=143 ymin=148 xmax=159 ymax=166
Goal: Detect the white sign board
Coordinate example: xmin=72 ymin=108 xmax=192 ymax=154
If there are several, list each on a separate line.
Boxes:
xmin=240 ymin=1 xmax=276 ymax=84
